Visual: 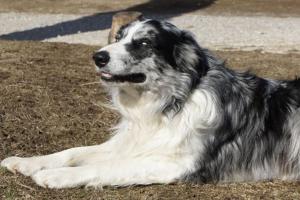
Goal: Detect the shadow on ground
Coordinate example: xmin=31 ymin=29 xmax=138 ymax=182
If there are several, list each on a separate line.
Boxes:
xmin=0 ymin=0 xmax=215 ymax=41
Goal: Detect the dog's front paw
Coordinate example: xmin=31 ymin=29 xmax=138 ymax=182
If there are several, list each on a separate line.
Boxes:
xmin=1 ymin=157 xmax=43 ymax=176
xmin=32 ymin=169 xmax=81 ymax=189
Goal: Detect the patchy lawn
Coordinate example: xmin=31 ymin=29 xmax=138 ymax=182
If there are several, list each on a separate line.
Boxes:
xmin=1 ymin=40 xmax=300 ymax=199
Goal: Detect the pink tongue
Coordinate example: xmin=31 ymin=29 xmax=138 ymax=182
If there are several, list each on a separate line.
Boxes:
xmin=101 ymin=72 xmax=113 ymax=78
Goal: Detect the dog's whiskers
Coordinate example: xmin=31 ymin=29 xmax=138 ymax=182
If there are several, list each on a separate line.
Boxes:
xmin=80 ymin=81 xmax=102 ymax=86
xmin=92 ymin=101 xmax=117 ymax=110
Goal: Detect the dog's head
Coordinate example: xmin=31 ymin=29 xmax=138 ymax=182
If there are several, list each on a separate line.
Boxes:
xmin=93 ymin=19 xmax=210 ymax=113
xmin=94 ymin=19 xmax=209 ymax=86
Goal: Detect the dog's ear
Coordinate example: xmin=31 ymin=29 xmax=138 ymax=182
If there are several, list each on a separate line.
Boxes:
xmin=173 ymin=31 xmax=209 ymax=87
xmin=109 ymin=12 xmax=145 ymax=43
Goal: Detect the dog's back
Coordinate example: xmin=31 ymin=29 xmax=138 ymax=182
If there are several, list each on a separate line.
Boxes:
xmin=184 ymin=67 xmax=300 ymax=183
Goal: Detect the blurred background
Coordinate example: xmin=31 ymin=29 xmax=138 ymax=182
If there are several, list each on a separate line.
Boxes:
xmin=0 ymin=0 xmax=299 ymax=52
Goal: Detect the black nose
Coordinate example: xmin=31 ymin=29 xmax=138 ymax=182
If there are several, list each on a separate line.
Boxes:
xmin=93 ymin=51 xmax=110 ymax=68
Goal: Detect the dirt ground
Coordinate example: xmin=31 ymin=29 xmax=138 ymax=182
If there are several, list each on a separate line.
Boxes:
xmin=1 ymin=40 xmax=300 ymax=199
xmin=0 ymin=0 xmax=299 ymax=17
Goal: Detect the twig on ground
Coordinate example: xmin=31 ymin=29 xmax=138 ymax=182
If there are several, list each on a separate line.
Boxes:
xmin=16 ymin=182 xmax=36 ymax=191
xmin=80 ymin=81 xmax=101 ymax=86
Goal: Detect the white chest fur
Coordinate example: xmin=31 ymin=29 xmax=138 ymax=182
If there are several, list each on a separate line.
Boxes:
xmin=108 ymin=87 xmax=218 ymax=173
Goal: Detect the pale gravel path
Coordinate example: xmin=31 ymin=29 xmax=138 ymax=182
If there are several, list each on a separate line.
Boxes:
xmin=0 ymin=12 xmax=299 ymax=53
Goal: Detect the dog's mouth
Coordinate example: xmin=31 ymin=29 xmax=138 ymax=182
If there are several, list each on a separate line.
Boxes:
xmin=97 ymin=71 xmax=146 ymax=83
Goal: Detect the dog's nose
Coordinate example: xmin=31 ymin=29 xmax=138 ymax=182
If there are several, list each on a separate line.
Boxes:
xmin=93 ymin=51 xmax=110 ymax=68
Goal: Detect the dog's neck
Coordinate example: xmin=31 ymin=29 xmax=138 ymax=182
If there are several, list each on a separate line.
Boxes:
xmin=108 ymin=86 xmax=217 ymax=157
xmin=109 ymin=85 xmax=218 ymax=130
xmin=110 ymin=86 xmax=165 ymax=123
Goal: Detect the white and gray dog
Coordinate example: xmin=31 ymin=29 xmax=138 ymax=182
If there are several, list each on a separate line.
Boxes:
xmin=2 ymin=19 xmax=300 ymax=188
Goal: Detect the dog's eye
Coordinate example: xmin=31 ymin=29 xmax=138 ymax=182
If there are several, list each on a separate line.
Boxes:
xmin=136 ymin=39 xmax=151 ymax=47
xmin=142 ymin=39 xmax=151 ymax=46
xmin=132 ymin=39 xmax=152 ymax=49
xmin=141 ymin=40 xmax=149 ymax=46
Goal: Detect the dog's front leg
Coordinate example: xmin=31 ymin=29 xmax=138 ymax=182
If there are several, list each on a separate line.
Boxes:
xmin=1 ymin=141 xmax=113 ymax=176
xmin=31 ymin=157 xmax=186 ymax=188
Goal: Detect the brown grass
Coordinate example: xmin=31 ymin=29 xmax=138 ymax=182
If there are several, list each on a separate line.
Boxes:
xmin=1 ymin=40 xmax=300 ymax=199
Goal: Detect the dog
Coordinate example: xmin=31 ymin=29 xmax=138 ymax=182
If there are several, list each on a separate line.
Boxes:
xmin=1 ymin=18 xmax=300 ymax=189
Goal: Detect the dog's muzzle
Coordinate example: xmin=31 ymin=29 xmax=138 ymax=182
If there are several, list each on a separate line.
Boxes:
xmin=93 ymin=50 xmax=146 ymax=84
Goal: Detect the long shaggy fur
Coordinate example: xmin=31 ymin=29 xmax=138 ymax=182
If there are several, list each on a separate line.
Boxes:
xmin=1 ymin=19 xmax=300 ymax=188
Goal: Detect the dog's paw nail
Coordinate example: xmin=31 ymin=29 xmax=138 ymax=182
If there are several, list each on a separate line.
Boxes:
xmin=32 ymin=170 xmax=66 ymax=189
xmin=1 ymin=157 xmax=20 ymax=174
xmin=1 ymin=157 xmax=42 ymax=176
xmin=32 ymin=171 xmax=47 ymax=188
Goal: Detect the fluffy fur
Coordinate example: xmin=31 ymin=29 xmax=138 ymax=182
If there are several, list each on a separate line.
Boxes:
xmin=2 ymin=19 xmax=300 ymax=188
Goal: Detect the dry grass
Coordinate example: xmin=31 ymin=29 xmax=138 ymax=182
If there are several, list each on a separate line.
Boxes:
xmin=1 ymin=40 xmax=300 ymax=199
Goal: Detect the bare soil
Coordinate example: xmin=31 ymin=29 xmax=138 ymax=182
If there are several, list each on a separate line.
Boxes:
xmin=0 ymin=0 xmax=299 ymax=17
xmin=1 ymin=40 xmax=300 ymax=199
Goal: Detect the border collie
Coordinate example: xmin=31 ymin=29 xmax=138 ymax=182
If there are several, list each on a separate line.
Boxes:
xmin=2 ymin=19 xmax=300 ymax=189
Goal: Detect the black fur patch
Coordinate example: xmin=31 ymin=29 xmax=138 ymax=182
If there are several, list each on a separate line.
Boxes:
xmin=145 ymin=20 xmax=209 ymax=88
